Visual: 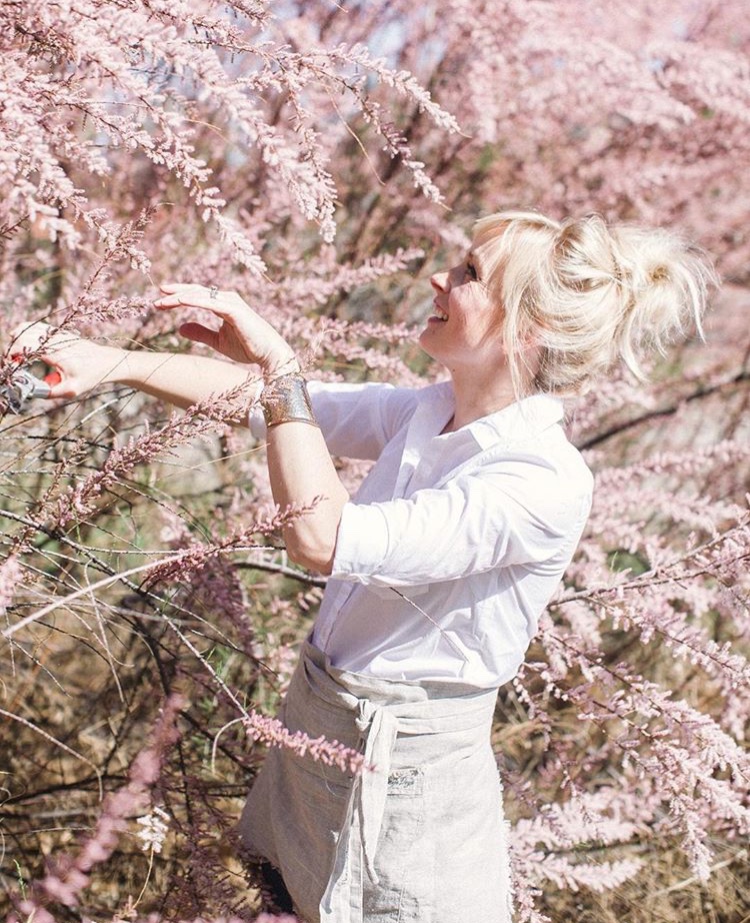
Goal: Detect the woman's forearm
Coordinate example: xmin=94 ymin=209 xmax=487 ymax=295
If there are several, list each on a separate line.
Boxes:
xmin=9 ymin=322 xmax=261 ymax=425
xmin=112 ymin=350 xmax=260 ymax=424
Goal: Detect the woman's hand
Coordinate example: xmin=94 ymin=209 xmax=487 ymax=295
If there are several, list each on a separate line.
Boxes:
xmin=7 ymin=322 xmax=127 ymax=398
xmin=154 ymin=284 xmax=298 ymax=375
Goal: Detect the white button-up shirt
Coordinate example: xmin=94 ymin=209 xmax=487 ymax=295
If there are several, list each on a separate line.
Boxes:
xmin=253 ymin=380 xmax=593 ymax=688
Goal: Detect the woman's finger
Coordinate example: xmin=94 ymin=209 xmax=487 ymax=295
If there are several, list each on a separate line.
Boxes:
xmin=154 ymin=283 xmax=289 ymax=368
xmin=156 ymin=283 xmax=221 ymax=307
xmin=154 ymin=284 xmax=247 ymax=318
xmin=44 ymin=373 xmax=78 ymax=399
xmin=8 ymin=324 xmax=80 ymax=368
xmin=9 ymin=321 xmax=52 ymax=354
xmin=153 ymin=298 xmax=181 ymax=310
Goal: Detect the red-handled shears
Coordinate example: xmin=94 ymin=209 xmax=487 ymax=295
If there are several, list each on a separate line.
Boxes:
xmin=0 ymin=366 xmax=61 ymax=414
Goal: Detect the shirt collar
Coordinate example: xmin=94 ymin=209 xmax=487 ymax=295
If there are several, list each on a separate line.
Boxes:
xmin=470 ymin=393 xmax=564 ymax=450
xmin=420 ymin=382 xmax=564 ymax=451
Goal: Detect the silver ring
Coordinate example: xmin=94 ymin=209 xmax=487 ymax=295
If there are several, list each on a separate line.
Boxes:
xmin=209 ymin=285 xmax=219 ymax=300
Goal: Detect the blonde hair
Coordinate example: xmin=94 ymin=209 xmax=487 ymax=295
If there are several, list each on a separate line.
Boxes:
xmin=472 ymin=210 xmax=718 ymax=396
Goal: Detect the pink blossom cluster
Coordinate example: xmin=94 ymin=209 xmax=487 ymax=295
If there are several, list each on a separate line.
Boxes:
xmin=243 ymin=709 xmax=365 ymax=776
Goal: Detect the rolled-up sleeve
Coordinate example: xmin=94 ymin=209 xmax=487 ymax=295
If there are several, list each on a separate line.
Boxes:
xmin=330 ymin=458 xmax=593 ymax=587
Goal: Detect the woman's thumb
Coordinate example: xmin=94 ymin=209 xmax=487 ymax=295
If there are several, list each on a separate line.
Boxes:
xmin=179 ymin=322 xmax=218 ymax=348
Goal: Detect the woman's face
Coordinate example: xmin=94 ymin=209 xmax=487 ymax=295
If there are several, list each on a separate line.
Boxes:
xmin=419 ymin=248 xmax=506 ymax=371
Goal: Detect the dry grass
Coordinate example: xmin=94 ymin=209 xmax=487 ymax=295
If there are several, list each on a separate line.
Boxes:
xmin=543 ymin=845 xmax=750 ymax=923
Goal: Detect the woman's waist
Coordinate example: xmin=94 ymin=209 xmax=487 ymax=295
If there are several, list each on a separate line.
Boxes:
xmin=315 ymin=582 xmax=531 ymax=689
xmin=293 ymin=638 xmax=499 ymax=734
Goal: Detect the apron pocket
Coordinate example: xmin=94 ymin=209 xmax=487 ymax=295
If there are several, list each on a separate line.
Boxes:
xmin=362 ymin=766 xmax=433 ymax=923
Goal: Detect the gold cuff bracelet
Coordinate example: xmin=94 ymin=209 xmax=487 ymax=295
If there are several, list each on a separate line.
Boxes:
xmin=260 ymin=373 xmax=318 ymax=429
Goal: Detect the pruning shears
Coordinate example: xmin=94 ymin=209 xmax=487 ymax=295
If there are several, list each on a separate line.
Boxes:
xmin=0 ymin=366 xmax=58 ymax=414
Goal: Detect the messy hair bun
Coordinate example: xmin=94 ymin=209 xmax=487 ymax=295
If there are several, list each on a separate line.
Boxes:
xmin=472 ymin=210 xmax=718 ymax=395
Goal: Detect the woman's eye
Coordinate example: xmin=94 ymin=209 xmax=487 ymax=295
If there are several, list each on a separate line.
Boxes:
xmin=465 ymin=261 xmax=478 ymax=281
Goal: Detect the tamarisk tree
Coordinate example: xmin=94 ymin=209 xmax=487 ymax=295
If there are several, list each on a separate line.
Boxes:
xmin=1 ymin=1 xmax=749 ymax=921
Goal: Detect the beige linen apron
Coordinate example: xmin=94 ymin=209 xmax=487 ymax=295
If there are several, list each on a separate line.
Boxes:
xmin=238 ymin=640 xmax=513 ymax=923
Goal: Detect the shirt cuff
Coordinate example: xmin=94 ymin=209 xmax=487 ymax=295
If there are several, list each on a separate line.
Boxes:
xmin=248 ymin=404 xmax=266 ymax=439
xmin=330 ymin=501 xmax=390 ymax=582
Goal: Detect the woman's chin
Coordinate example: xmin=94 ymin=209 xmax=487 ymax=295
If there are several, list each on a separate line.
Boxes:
xmin=417 ymin=326 xmax=437 ymax=353
xmin=419 ymin=319 xmax=447 ymax=341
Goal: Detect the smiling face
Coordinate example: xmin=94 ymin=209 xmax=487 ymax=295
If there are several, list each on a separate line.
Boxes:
xmin=419 ymin=248 xmax=507 ymax=372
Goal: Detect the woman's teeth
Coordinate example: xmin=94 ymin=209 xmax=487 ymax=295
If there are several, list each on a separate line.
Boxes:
xmin=433 ymin=308 xmax=448 ymax=321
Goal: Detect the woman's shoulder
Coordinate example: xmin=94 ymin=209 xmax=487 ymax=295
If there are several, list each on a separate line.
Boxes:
xmin=465 ymin=410 xmax=594 ymax=506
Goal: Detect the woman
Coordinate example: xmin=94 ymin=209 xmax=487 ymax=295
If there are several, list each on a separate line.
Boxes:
xmin=12 ymin=211 xmax=714 ymax=922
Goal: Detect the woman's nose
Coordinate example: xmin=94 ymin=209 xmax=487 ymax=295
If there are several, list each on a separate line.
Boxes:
xmin=430 ymin=271 xmax=450 ymax=293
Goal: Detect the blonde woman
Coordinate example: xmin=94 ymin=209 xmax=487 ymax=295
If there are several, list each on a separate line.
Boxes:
xmin=12 ymin=212 xmax=715 ymax=923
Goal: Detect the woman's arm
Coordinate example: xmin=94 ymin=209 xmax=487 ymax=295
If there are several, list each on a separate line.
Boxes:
xmin=113 ymin=350 xmax=259 ymax=422
xmin=152 ymin=284 xmax=350 ymax=574
xmin=12 ymin=285 xmax=351 ymax=574
xmin=9 ymin=323 xmax=259 ymax=424
xmin=265 ymin=417 xmax=350 ymax=574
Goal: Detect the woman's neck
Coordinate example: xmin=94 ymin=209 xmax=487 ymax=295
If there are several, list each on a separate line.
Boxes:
xmin=446 ymin=363 xmax=519 ymax=432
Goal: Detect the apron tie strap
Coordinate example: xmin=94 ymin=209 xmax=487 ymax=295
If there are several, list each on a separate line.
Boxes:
xmin=355 ymin=699 xmax=399 ymax=884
